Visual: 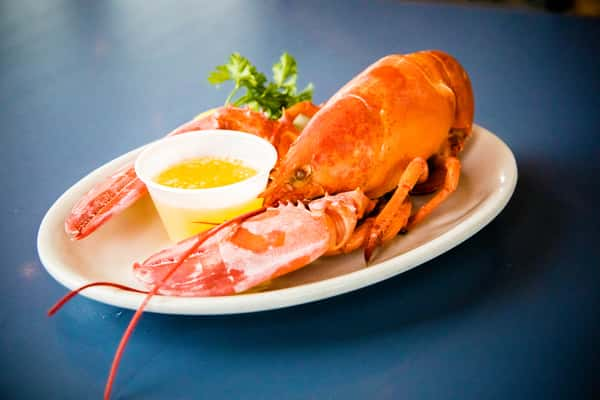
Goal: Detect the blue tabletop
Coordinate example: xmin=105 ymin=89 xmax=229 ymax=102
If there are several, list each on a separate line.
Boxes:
xmin=2 ymin=1 xmax=600 ymax=399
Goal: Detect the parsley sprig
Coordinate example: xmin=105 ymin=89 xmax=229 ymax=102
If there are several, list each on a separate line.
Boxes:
xmin=208 ymin=52 xmax=313 ymax=119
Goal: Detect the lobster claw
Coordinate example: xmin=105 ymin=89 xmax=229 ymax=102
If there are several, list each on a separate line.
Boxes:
xmin=64 ymin=104 xmax=315 ymax=240
xmin=133 ymin=204 xmax=331 ymax=296
xmin=133 ymin=189 xmax=373 ymax=296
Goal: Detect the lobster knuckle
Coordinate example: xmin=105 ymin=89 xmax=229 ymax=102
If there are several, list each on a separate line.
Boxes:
xmin=308 ymin=190 xmax=373 ymax=253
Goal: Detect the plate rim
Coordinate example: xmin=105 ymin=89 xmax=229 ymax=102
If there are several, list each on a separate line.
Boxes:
xmin=37 ymin=124 xmax=518 ymax=315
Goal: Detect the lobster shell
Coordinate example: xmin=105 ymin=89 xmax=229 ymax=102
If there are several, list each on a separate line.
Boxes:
xmin=263 ymin=50 xmax=474 ymax=204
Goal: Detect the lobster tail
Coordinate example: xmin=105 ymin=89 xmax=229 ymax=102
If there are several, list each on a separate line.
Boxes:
xmin=405 ymin=50 xmax=474 ymax=134
xmin=428 ymin=50 xmax=474 ymax=134
xmin=404 ymin=50 xmax=474 ymax=155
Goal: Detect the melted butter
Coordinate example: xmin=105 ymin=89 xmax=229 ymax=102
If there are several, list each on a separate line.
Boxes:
xmin=151 ymin=156 xmax=262 ymax=242
xmin=155 ymin=157 xmax=257 ymax=189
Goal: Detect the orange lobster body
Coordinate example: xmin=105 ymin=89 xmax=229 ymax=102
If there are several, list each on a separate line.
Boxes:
xmin=264 ymin=50 xmax=473 ymax=203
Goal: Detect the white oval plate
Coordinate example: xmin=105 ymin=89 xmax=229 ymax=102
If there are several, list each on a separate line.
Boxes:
xmin=38 ymin=124 xmax=517 ymax=315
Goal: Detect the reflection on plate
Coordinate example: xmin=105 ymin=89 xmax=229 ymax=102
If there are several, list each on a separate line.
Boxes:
xmin=37 ymin=124 xmax=517 ymax=315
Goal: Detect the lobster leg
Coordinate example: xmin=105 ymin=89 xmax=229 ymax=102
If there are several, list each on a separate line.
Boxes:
xmin=412 ymin=156 xmax=446 ymax=194
xmin=408 ymin=156 xmax=461 ymax=229
xmin=380 ymin=199 xmax=412 ymax=241
xmin=364 ymin=157 xmax=428 ymax=262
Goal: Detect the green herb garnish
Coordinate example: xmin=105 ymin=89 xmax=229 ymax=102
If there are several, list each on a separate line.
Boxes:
xmin=208 ymin=52 xmax=314 ymax=119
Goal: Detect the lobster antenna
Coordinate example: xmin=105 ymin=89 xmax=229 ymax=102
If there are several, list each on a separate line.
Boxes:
xmin=49 ymin=207 xmax=266 ymax=399
xmin=103 ymin=207 xmax=265 ymax=400
xmin=47 ymin=282 xmax=147 ymax=316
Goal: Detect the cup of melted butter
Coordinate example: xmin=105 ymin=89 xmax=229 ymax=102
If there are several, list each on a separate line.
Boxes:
xmin=135 ymin=130 xmax=277 ymax=242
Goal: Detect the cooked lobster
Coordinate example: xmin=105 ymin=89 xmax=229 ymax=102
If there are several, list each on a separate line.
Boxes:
xmin=55 ymin=50 xmax=474 ymax=400
xmin=132 ymin=50 xmax=474 ymax=295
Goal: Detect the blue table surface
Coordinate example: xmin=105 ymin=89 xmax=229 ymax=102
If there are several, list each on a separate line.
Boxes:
xmin=2 ymin=1 xmax=599 ymax=399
